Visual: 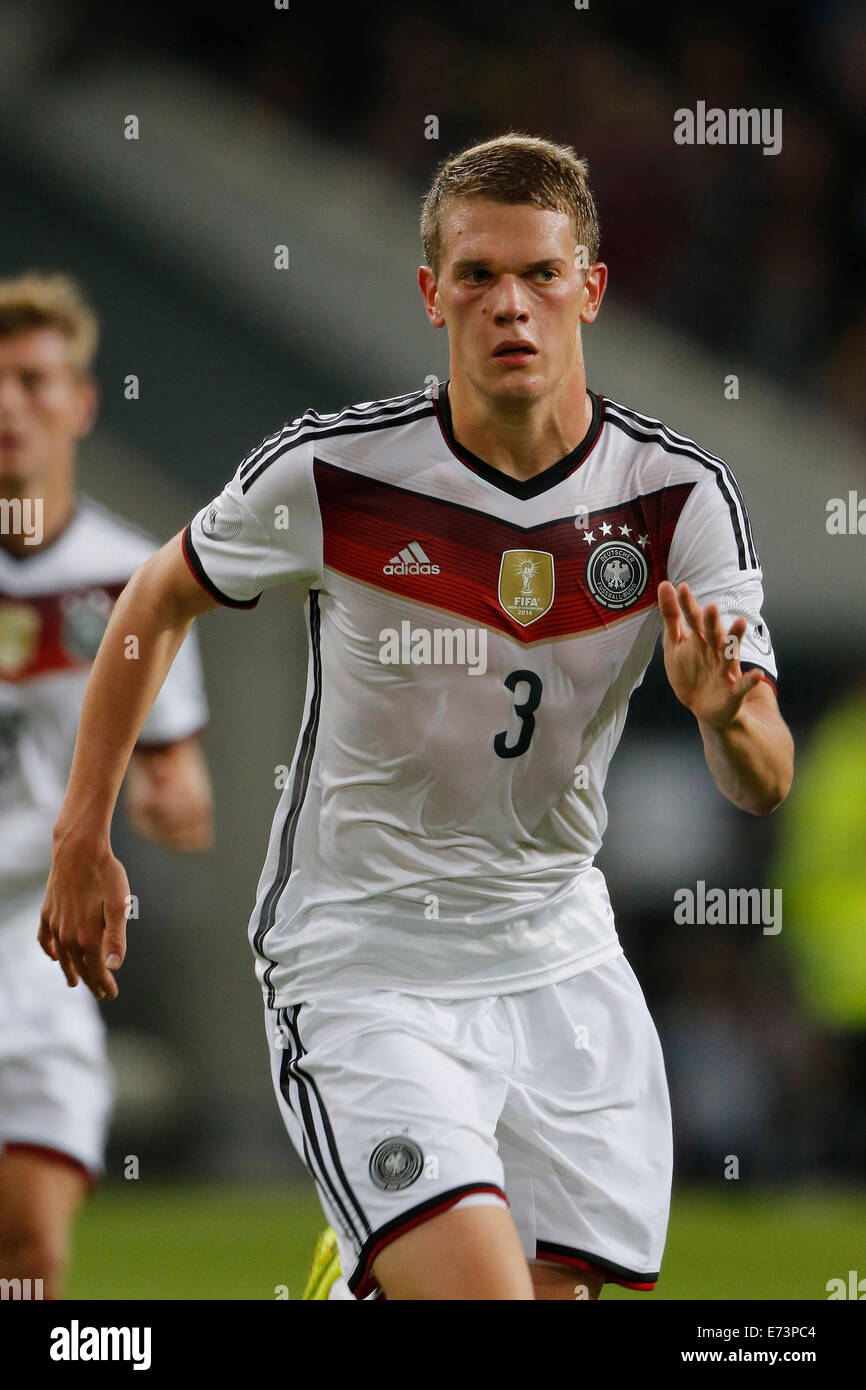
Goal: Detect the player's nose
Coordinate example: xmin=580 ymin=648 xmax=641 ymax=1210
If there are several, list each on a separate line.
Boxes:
xmin=491 ymin=274 xmax=531 ymax=318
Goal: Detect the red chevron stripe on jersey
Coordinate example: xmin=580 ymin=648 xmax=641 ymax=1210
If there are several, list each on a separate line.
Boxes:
xmin=0 ymin=582 xmax=125 ymax=682
xmin=314 ymin=458 xmax=696 ymax=642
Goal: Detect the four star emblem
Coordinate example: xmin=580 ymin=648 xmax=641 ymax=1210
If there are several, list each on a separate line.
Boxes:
xmin=582 ymin=522 xmax=649 ymax=549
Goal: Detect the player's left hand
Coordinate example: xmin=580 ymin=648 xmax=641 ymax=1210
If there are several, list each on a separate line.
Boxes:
xmin=123 ymin=736 xmax=215 ymax=852
xmin=658 ymin=580 xmax=764 ymax=728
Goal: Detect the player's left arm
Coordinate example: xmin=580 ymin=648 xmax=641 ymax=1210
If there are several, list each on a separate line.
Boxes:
xmin=123 ymin=732 xmax=214 ymax=852
xmin=659 ymin=579 xmax=793 ymax=815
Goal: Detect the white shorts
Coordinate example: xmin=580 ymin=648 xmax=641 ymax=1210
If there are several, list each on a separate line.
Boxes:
xmin=0 ymin=912 xmax=112 ymax=1178
xmin=265 ymin=949 xmax=673 ymax=1297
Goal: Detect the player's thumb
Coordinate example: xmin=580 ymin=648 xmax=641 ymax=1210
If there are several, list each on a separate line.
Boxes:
xmin=102 ymin=856 xmax=132 ymax=970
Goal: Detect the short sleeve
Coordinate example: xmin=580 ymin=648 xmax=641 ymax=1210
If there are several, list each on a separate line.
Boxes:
xmin=666 ymin=470 xmax=778 ymax=690
xmin=182 ymin=430 xmax=324 ymax=607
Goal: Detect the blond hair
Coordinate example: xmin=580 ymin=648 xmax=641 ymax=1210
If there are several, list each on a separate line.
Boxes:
xmin=420 ymin=132 xmax=601 ymax=279
xmin=0 ymin=272 xmax=99 ymax=372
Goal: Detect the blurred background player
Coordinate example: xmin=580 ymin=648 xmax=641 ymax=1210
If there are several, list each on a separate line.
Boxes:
xmin=0 ymin=272 xmax=213 ymax=1299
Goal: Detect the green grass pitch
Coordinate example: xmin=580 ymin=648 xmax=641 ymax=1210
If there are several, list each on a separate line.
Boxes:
xmin=65 ymin=1182 xmax=865 ymax=1301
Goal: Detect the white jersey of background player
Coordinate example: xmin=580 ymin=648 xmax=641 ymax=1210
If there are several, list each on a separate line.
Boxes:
xmin=0 ymin=274 xmax=212 ymax=1300
xmin=40 ymin=136 xmax=794 ymax=1301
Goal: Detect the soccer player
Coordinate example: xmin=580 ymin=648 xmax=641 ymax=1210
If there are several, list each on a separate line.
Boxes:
xmin=38 ymin=136 xmax=793 ymax=1300
xmin=0 ymin=273 xmax=212 ymax=1299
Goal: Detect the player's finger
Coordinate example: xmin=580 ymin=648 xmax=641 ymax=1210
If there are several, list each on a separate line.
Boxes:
xmin=55 ymin=937 xmax=80 ymax=988
xmin=38 ymin=913 xmax=58 ymax=960
xmin=657 ymin=581 xmax=686 ymax=638
xmin=60 ymin=931 xmax=91 ymax=988
xmin=75 ymin=951 xmax=106 ymax=1000
xmin=731 ymin=668 xmax=764 ymax=703
xmin=96 ymin=887 xmax=129 ymax=999
xmin=723 ymin=616 xmax=747 ymax=666
xmin=704 ymin=604 xmax=724 ymax=652
xmin=677 ymin=583 xmax=705 ymax=637
xmin=69 ymin=918 xmax=107 ymax=994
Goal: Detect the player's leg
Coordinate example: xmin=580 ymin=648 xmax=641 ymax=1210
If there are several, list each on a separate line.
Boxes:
xmin=0 ymin=925 xmax=111 ymax=1298
xmin=372 ymin=1201 xmax=533 ymax=1300
xmin=530 ymin=1260 xmax=605 ymax=1300
xmin=266 ymin=992 xmax=530 ymax=1300
xmin=301 ymin=1212 xmax=606 ymax=1301
xmin=0 ymin=1149 xmax=89 ymax=1298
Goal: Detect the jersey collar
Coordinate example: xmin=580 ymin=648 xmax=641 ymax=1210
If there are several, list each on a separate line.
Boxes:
xmin=433 ymin=379 xmax=603 ymax=500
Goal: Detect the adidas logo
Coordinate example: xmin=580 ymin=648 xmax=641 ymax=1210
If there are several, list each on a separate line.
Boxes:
xmin=383 ymin=541 xmax=440 ymax=575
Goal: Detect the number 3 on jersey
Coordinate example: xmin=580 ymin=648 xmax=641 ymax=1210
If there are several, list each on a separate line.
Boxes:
xmin=494 ymin=669 xmax=543 ymax=759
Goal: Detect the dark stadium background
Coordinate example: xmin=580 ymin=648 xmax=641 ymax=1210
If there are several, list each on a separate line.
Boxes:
xmin=1 ymin=0 xmax=863 ymax=1298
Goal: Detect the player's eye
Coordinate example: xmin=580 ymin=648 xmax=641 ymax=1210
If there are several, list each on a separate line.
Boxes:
xmin=20 ymin=371 xmax=43 ymax=390
xmin=534 ymin=269 xmax=557 ymax=282
xmin=465 ymin=269 xmax=491 ymax=283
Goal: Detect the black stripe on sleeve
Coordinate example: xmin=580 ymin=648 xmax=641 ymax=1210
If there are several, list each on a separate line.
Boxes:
xmin=604 ymin=399 xmax=759 ymax=569
xmin=182 ymin=523 xmax=261 ymax=609
xmin=241 ymin=404 xmax=435 ymax=494
xmin=604 ymin=412 xmax=749 ymax=571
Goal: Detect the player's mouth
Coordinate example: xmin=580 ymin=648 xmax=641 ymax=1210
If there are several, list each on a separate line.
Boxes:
xmin=492 ymin=341 xmax=537 ymax=364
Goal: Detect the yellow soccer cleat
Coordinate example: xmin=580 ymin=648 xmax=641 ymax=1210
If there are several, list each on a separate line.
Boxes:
xmin=302 ymin=1226 xmax=343 ymax=1300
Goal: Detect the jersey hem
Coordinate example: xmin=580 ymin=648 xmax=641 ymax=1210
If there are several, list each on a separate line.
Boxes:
xmin=534 ymin=1241 xmax=659 ymax=1290
xmin=265 ymin=937 xmax=624 ymax=1007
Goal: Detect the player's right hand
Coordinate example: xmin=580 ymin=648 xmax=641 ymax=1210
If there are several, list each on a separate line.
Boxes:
xmin=38 ymin=833 xmax=131 ymax=1001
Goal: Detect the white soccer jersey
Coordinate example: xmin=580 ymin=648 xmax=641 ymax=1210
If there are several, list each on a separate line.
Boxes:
xmin=184 ymin=382 xmax=778 ymax=1004
xmin=0 ymin=494 xmax=208 ymax=948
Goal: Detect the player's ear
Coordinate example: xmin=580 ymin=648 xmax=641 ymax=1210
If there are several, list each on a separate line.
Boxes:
xmin=418 ymin=266 xmax=445 ymax=328
xmin=579 ymin=263 xmax=608 ymax=325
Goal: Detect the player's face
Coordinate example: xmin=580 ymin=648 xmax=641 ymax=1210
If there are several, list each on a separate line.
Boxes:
xmin=0 ymin=327 xmax=96 ymax=489
xmin=420 ymin=198 xmax=605 ymax=403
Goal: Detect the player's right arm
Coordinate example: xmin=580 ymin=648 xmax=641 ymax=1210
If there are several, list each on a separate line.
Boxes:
xmin=38 ymin=533 xmax=220 ymax=1001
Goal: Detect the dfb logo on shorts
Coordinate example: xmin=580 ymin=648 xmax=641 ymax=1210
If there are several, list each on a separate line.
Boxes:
xmin=586 ymin=540 xmax=649 ymax=611
xmin=368 ymin=1137 xmax=424 ymax=1191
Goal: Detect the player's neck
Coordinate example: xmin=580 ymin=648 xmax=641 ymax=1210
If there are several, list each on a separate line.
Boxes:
xmin=0 ymin=479 xmax=76 ymax=557
xmin=446 ymin=372 xmax=592 ymax=482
